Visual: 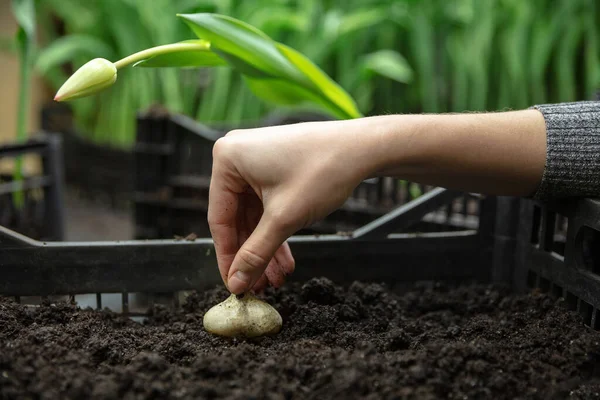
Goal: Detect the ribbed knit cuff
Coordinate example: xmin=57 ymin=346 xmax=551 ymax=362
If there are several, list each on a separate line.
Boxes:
xmin=530 ymin=101 xmax=600 ymax=201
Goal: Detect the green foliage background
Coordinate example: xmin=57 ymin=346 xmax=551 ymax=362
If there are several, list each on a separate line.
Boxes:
xmin=28 ymin=0 xmax=600 ymax=148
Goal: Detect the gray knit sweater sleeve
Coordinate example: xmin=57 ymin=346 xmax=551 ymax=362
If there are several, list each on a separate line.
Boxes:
xmin=530 ymin=101 xmax=600 ymax=201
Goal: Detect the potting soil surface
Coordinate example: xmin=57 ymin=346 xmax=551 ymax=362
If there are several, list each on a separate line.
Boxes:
xmin=1 ymin=278 xmax=600 ymax=399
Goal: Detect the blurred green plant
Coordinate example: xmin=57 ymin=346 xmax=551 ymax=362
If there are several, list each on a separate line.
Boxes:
xmin=197 ymin=0 xmax=598 ymax=117
xmin=438 ymin=0 xmax=599 ymax=112
xmin=10 ymin=0 xmax=37 ymax=208
xmin=5 ymin=0 xmax=599 ymax=150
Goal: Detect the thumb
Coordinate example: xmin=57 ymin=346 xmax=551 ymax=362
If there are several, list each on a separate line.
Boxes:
xmin=227 ymin=215 xmax=289 ymax=295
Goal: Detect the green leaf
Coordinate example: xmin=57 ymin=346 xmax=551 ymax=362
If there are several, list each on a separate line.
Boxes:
xmin=246 ymin=7 xmax=309 ymax=34
xmin=447 ymin=33 xmax=468 ymax=112
xmin=40 ymin=0 xmax=97 ymax=33
xmin=244 ymin=77 xmax=352 ymax=121
xmin=409 ymin=6 xmax=439 ymax=112
xmin=354 ymin=80 xmax=374 ymax=113
xmin=584 ymin=0 xmax=599 ymax=99
xmin=11 ymin=0 xmax=36 ymax=210
xmin=12 ymin=0 xmax=35 ymax=59
xmin=322 ymin=10 xmax=342 ymax=42
xmin=210 ymin=48 xmax=272 ymax=78
xmin=14 ymin=27 xmax=29 ymax=55
xmin=177 ymin=13 xmax=309 ymax=86
xmin=134 ymin=40 xmax=226 ymax=68
xmin=528 ymin=8 xmax=564 ymax=104
xmin=361 ymin=50 xmax=413 ymax=84
xmin=11 ymin=0 xmax=35 ymax=39
xmin=555 ymin=19 xmax=584 ymax=102
xmin=276 ymin=42 xmax=361 ymax=119
xmin=178 ymin=12 xmax=362 ymax=120
xmin=35 ymin=34 xmax=115 ymax=75
xmin=178 ymin=0 xmax=218 ymax=13
xmin=409 ymin=182 xmax=422 ymax=199
xmin=338 ymin=7 xmax=389 ymax=37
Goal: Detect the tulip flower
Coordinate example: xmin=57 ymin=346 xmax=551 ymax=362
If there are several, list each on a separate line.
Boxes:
xmin=54 ymin=58 xmax=116 ymax=101
xmin=54 ymin=41 xmax=216 ymax=102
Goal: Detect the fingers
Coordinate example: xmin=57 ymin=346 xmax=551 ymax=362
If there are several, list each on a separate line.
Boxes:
xmin=252 ymin=274 xmax=269 ymax=293
xmin=250 ymin=242 xmax=295 ymax=292
xmin=208 ymin=191 xmax=239 ymax=288
xmin=210 ymin=169 xmax=295 ymax=294
xmin=264 ymin=243 xmax=295 ymax=287
xmin=277 ymin=242 xmax=295 ymax=276
xmin=208 ymin=145 xmax=244 ymax=288
xmin=209 ymin=134 xmax=300 ymax=294
xmin=227 ymin=216 xmax=290 ymax=295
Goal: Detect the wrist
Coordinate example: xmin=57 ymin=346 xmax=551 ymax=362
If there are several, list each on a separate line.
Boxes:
xmin=326 ymin=116 xmax=402 ymax=182
xmin=322 ymin=114 xmax=436 ymax=183
xmin=354 ymin=114 xmax=424 ymax=179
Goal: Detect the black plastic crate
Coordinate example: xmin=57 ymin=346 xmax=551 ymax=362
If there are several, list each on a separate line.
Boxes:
xmin=0 ymin=134 xmax=65 ymax=241
xmin=516 ymin=197 xmax=600 ymax=328
xmin=40 ymin=104 xmax=134 ymax=210
xmin=1 ymin=187 xmax=487 ymax=307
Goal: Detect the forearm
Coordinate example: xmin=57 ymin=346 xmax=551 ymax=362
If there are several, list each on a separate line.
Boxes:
xmin=359 ymin=110 xmax=547 ymax=197
xmin=207 ymin=100 xmax=600 ymax=294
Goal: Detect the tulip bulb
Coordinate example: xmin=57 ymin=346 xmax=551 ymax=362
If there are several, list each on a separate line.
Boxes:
xmin=203 ymin=293 xmax=282 ymax=338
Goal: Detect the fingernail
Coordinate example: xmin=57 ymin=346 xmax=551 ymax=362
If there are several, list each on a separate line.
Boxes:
xmin=228 ymin=271 xmax=251 ymax=294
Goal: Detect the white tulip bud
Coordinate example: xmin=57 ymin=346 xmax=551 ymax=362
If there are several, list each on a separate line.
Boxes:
xmin=203 ymin=293 xmax=282 ymax=338
xmin=54 ymin=58 xmax=117 ymax=102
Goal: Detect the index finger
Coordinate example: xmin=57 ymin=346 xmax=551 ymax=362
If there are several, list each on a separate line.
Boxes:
xmin=207 ymin=164 xmax=242 ymax=288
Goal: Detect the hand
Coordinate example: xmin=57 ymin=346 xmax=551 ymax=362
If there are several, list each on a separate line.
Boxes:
xmin=207 ymin=110 xmax=547 ymax=295
xmin=208 ymin=119 xmax=376 ymax=294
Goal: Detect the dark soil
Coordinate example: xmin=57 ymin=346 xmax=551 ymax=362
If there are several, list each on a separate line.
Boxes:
xmin=1 ymin=278 xmax=600 ymax=400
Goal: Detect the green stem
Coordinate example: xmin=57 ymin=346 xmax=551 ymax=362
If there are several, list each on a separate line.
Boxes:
xmin=113 ymin=41 xmax=210 ymax=70
xmin=12 ymin=36 xmax=32 ymax=209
